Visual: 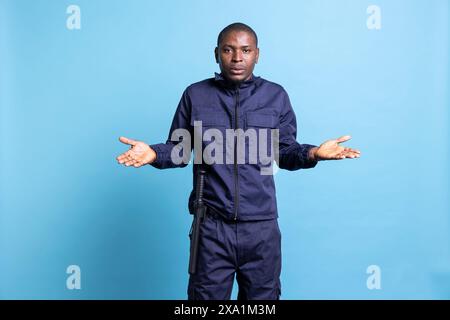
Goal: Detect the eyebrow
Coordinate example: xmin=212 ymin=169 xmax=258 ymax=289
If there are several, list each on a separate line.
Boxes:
xmin=221 ymin=44 xmax=252 ymax=49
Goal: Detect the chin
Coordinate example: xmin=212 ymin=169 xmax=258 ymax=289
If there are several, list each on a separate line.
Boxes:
xmin=226 ymin=73 xmax=248 ymax=83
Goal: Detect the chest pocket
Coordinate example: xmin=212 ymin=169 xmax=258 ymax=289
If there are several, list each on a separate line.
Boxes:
xmin=190 ymin=112 xmax=229 ymax=128
xmin=190 ymin=111 xmax=229 ymax=164
xmin=245 ymin=112 xmax=278 ymax=130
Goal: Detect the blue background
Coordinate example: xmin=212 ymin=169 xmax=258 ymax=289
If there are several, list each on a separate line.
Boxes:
xmin=0 ymin=0 xmax=449 ymax=299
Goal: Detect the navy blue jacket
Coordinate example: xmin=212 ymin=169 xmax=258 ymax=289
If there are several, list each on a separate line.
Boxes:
xmin=150 ymin=72 xmax=318 ymax=221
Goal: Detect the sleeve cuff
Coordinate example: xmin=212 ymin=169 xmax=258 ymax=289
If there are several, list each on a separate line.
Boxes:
xmin=149 ymin=143 xmax=167 ymax=168
xmin=300 ymin=144 xmax=319 ymax=168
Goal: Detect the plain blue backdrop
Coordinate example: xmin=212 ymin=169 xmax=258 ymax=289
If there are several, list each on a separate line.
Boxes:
xmin=0 ymin=0 xmax=449 ymax=299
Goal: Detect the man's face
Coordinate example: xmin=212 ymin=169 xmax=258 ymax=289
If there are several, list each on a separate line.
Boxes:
xmin=215 ymin=30 xmax=259 ymax=83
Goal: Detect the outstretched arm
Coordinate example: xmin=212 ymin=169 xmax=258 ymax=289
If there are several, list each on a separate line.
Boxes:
xmin=277 ymin=90 xmax=361 ymax=169
xmin=277 ymin=91 xmax=319 ymax=170
xmin=116 ymin=89 xmax=192 ymax=169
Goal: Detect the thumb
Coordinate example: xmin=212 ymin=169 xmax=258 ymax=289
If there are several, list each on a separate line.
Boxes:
xmin=119 ymin=136 xmax=137 ymax=146
xmin=336 ymin=135 xmax=351 ymax=144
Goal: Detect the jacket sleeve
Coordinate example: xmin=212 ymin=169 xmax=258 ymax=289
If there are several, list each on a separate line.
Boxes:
xmin=149 ymin=88 xmax=193 ymax=169
xmin=277 ymin=89 xmax=318 ymax=171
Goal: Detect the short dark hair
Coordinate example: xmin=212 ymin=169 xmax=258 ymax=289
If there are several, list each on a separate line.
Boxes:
xmin=217 ymin=22 xmax=258 ymax=48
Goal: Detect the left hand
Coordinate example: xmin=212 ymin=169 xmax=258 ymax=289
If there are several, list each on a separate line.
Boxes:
xmin=310 ymin=135 xmax=361 ymax=161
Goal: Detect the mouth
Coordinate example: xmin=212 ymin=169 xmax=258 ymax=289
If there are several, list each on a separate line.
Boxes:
xmin=229 ymin=67 xmax=246 ymax=75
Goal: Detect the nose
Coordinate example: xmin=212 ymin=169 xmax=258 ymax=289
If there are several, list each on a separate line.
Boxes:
xmin=232 ymin=50 xmax=243 ymax=63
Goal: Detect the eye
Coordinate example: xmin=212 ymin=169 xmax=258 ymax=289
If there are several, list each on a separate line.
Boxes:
xmin=243 ymin=49 xmax=251 ymax=53
xmin=223 ymin=48 xmax=231 ymax=53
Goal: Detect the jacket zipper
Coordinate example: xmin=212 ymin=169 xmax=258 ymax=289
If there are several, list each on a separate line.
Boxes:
xmin=233 ymin=85 xmax=240 ymax=220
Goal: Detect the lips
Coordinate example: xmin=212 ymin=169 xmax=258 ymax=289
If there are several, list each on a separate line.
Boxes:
xmin=229 ymin=67 xmax=246 ymax=75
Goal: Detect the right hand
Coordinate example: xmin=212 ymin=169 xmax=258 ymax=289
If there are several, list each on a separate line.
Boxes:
xmin=116 ymin=136 xmax=157 ymax=168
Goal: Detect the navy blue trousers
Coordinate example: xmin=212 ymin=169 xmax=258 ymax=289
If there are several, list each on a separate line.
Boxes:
xmin=188 ymin=210 xmax=282 ymax=300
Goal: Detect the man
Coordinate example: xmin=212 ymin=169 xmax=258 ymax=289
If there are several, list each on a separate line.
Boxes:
xmin=116 ymin=23 xmax=361 ymax=300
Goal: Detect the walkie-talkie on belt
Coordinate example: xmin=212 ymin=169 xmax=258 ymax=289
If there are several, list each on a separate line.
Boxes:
xmin=189 ymin=168 xmax=207 ymax=275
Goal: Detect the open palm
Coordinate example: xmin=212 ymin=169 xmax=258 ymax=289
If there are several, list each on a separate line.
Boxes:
xmin=116 ymin=136 xmax=156 ymax=167
xmin=314 ymin=135 xmax=361 ymax=160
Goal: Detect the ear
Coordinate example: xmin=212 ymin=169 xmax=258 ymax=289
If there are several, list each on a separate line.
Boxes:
xmin=214 ymin=47 xmax=219 ymax=64
xmin=255 ymin=47 xmax=260 ymax=64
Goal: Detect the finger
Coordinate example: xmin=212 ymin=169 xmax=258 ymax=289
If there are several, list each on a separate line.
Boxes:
xmin=125 ymin=159 xmax=136 ymax=166
xmin=117 ymin=154 xmax=129 ymax=163
xmin=336 ymin=135 xmax=352 ymax=144
xmin=342 ymin=151 xmax=360 ymax=159
xmin=133 ymin=162 xmax=143 ymax=168
xmin=346 ymin=149 xmax=361 ymax=155
xmin=345 ymin=154 xmax=358 ymax=159
xmin=118 ymin=152 xmax=134 ymax=163
xmin=345 ymin=147 xmax=361 ymax=154
xmin=119 ymin=136 xmax=137 ymax=146
xmin=332 ymin=152 xmax=345 ymax=160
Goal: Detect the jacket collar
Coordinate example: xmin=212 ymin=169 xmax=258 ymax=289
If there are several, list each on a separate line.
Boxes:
xmin=214 ymin=72 xmax=260 ymax=89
